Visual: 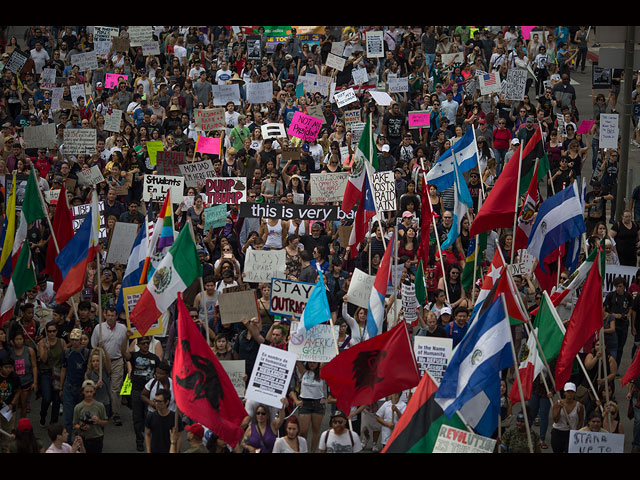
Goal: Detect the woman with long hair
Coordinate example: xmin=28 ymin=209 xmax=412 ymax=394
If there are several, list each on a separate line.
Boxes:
xmin=292 ymin=361 xmax=326 ymax=453
xmin=241 ymin=399 xmax=287 ymax=453
xmin=9 ymin=418 xmax=43 ymax=453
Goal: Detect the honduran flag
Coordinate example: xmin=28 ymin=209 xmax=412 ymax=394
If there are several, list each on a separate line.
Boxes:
xmin=365 ymin=232 xmax=395 ymax=340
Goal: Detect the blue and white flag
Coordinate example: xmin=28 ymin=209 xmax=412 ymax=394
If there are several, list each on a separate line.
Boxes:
xmin=441 ymin=162 xmax=473 ymax=251
xmin=115 ymin=225 xmax=147 ymax=315
xmin=435 ymin=296 xmax=513 ymax=437
xmin=565 ymin=179 xmax=586 ymax=273
xmin=424 ymin=127 xmax=479 ymax=191
xmin=298 ymin=272 xmax=332 ymax=335
xmin=527 ymin=182 xmax=586 ymax=273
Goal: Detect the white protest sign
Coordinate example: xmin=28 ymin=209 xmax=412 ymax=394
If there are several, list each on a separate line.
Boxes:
xmin=142 ymin=175 xmax=184 ymax=203
xmin=94 ymin=26 xmax=119 ymax=41
xmin=433 ymin=425 xmax=496 ymax=453
xmin=5 ymin=51 xmax=27 ymax=74
xmin=300 ymin=74 xmax=331 ymax=95
xmin=503 ymin=69 xmax=528 ymax=101
xmin=346 ymin=268 xmax=375 ymax=309
xmin=72 ymin=201 xmax=106 ymax=239
xmin=77 ymin=165 xmax=105 ymax=186
xmin=106 ymin=222 xmax=139 ymax=264
xmin=352 ymin=68 xmax=369 ymax=86
xmin=71 ymin=51 xmax=98 ymax=72
xmin=507 ymin=262 xmax=533 ymax=276
xmin=104 ymin=109 xmax=122 ymax=132
xmin=289 ymin=322 xmax=339 ymax=363
xmin=218 ymin=289 xmax=260 ymax=325
xmin=310 ymin=172 xmax=349 ymax=203
xmin=269 ymin=278 xmax=315 ymax=318
xmin=413 ymin=336 xmax=453 ymax=383
xmin=401 ymin=282 xmax=419 ymax=323
xmin=368 ymin=90 xmax=393 ymax=106
xmin=366 ymin=31 xmax=384 ymax=58
xmin=94 ymin=40 xmax=112 ymax=56
xmin=141 ymin=42 xmax=160 ymax=56
xmin=371 ymin=170 xmax=396 ymax=212
xmin=604 ymin=264 xmax=638 ymax=297
xmin=51 ymin=87 xmax=63 ymax=111
xmin=333 ymin=88 xmax=358 ymax=108
xmin=23 ymin=123 xmax=56 ymax=149
xmin=63 ymin=129 xmax=97 ymax=155
xmin=246 ymin=81 xmax=273 ymax=104
xmin=220 ymin=360 xmax=246 ymax=398
xmin=245 ymin=344 xmax=297 ymax=409
xmin=178 ymin=159 xmax=217 ymax=189
xmin=45 ymin=189 xmax=61 ymax=204
xmin=128 ymin=26 xmax=153 ymax=47
xmin=39 ymin=68 xmax=57 ymax=90
xmin=350 ymin=122 xmax=365 ymax=145
xmin=331 ymin=41 xmax=345 ymax=56
xmin=557 ymin=113 xmax=566 ymax=138
xmin=194 ymin=108 xmax=225 ymax=132
xmin=441 ymin=52 xmax=464 ymax=66
xmin=244 ymin=249 xmax=286 ymax=283
xmin=326 ymin=53 xmax=346 ymax=72
xmin=70 ymin=84 xmax=85 ymax=106
xmin=599 ymin=113 xmax=619 ymax=149
xmin=261 ymin=123 xmax=287 ymax=140
xmin=568 ymin=430 xmax=624 ymax=453
xmin=388 ymin=76 xmax=409 ymax=93
xmin=478 ymin=71 xmax=502 ymax=96
xmin=212 ymin=84 xmax=241 ymax=106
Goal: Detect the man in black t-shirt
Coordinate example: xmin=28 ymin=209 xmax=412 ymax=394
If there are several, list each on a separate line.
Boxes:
xmin=145 ymin=389 xmax=183 ymax=453
xmin=382 ymin=103 xmax=406 ymax=158
xmin=604 ymin=276 xmax=633 ymax=366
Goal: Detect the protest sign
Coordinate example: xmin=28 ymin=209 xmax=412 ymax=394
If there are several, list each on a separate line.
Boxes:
xmin=212 ymin=84 xmax=241 ymax=106
xmin=343 ymin=109 xmax=361 ymax=127
xmin=142 ymin=175 xmax=184 ymax=203
xmin=331 ymin=41 xmax=345 ymax=56
xmin=142 ymin=42 xmax=160 ymax=56
xmin=204 ymin=204 xmax=228 ymax=230
xmin=441 ymin=52 xmax=464 ymax=66
xmin=5 ymin=51 xmax=27 ymax=74
xmin=503 ymin=69 xmax=528 ymax=101
xmin=368 ymin=90 xmax=393 ymax=106
xmin=123 ymin=284 xmax=163 ymax=338
xmin=366 ymin=31 xmax=384 ymax=58
xmin=72 ymin=201 xmax=106 ymax=239
xmin=203 ymin=177 xmax=247 ymax=204
xmin=94 ymin=40 xmax=111 ymax=55
xmin=105 ymin=73 xmax=128 ymax=89
xmin=371 ymin=171 xmax=396 ymax=212
xmin=45 ymin=189 xmax=61 ymax=205
xmin=592 ymin=64 xmax=612 ymax=89
xmin=94 ymin=26 xmax=119 ymax=40
xmin=156 ymin=151 xmax=185 ymax=176
xmin=577 ymin=120 xmax=595 ymax=135
xmin=326 ymin=53 xmax=346 ymax=72
xmin=128 ymin=26 xmax=153 ymax=46
xmin=413 ymin=336 xmax=453 ymax=383
xmin=507 ymin=262 xmax=533 ymax=276
xmin=261 ymin=123 xmax=287 ymax=140
xmin=223 ymin=284 xmax=249 ymax=294
xmin=289 ymin=322 xmax=339 ymax=363
xmin=220 ymin=360 xmax=246 ymax=398
xmin=433 ymin=425 xmax=496 ymax=453
xmin=310 ymin=172 xmax=349 ymax=203
xmin=346 ymin=268 xmax=376 ymax=309
xmin=247 ymin=36 xmax=262 ymax=61
xmin=300 ymin=73 xmax=331 ymax=96
xmin=401 ymin=282 xmax=419 ymax=322
xmin=306 ymin=104 xmax=324 ymax=122
xmin=77 ymin=165 xmax=105 ymax=186
xmin=288 ymin=111 xmax=323 ymax=142
xmin=478 ymin=71 xmax=501 ymax=96
xmin=104 ymin=109 xmax=122 ymax=132
xmin=246 ymin=81 xmax=273 ymax=104
xmin=51 ymin=87 xmax=63 ymax=111
xmin=269 ymin=278 xmax=315 ymax=318
xmin=239 ymin=202 xmax=353 ymax=222
xmin=599 ymin=114 xmax=619 ymax=149
xmin=111 ymin=37 xmax=131 ymax=52
xmin=24 ymin=123 xmax=56 ymax=149
xmin=352 ymin=67 xmax=369 ymax=86
xmin=408 ymin=111 xmax=431 ymax=129
xmin=145 ymin=141 xmax=164 ymax=166
xmin=63 ymin=129 xmax=97 ymax=155
xmin=521 ymin=26 xmax=537 ymax=41
xmin=71 ymin=51 xmax=98 ymax=72
xmin=246 ymin=344 xmax=297 ymax=409
xmin=388 ymin=76 xmax=409 ymax=93
xmin=293 ymin=192 xmax=305 ymax=205
xmin=106 ymin=222 xmax=139 ymax=265
xmin=338 ymin=225 xmax=352 ymax=248
xmin=568 ymin=430 xmax=624 ymax=453
xmin=195 ymin=136 xmax=221 ymax=155
xmin=179 ymin=159 xmax=216 ymax=189
xmin=218 ymin=289 xmax=260 ymax=325
xmin=281 ymin=146 xmax=301 ymax=162
xmin=70 ymin=84 xmax=85 ymax=106
xmin=194 ymin=108 xmax=226 ymax=132
xmin=557 ymin=113 xmax=566 ymax=138
xmin=604 ymin=264 xmax=638 ymax=296
xmin=333 ymin=88 xmax=358 ymax=109
xmin=39 ymin=68 xmax=57 ymax=90
xmin=243 ymin=249 xmax=286 ymax=284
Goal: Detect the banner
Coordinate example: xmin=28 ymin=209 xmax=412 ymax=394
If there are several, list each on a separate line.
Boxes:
xmin=289 ymin=321 xmax=339 ymax=363
xmin=123 ymin=284 xmax=163 ymax=338
xmin=243 ymin=249 xmax=286 ymax=284
xmin=245 ymin=344 xmax=297 ymax=409
xmin=142 ymin=175 xmax=184 ymax=203
xmin=218 ymin=289 xmax=260 ymax=325
xmin=346 ymin=268 xmax=375 ymax=309
xmin=156 ymin=151 xmax=185 ymax=176
xmin=568 ymin=430 xmax=624 ymax=453
xmin=194 ymin=108 xmax=225 ymax=131
xmin=288 ymin=111 xmax=323 ymax=142
xmin=239 ymin=202 xmax=353 ymax=222
xmin=220 ymin=360 xmax=246 ymax=398
xmin=371 ymin=171 xmax=396 ymax=212
xmin=179 ymin=159 xmax=217 ymax=189
xmin=433 ymin=426 xmax=496 ymax=453
xmin=203 ymin=177 xmax=247 ymax=204
xmin=204 ymin=204 xmax=228 ymax=230
xmin=63 ymin=129 xmax=97 ymax=155
xmin=413 ymin=336 xmax=453 ymax=384
xmin=269 ymin=278 xmax=315 ymax=317
xmin=309 ymin=172 xmax=349 ymax=203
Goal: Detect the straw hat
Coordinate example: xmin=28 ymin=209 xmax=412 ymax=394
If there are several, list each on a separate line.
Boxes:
xmin=226 ymin=73 xmax=245 ymax=86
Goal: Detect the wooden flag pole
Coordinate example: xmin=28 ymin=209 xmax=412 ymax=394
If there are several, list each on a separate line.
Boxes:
xmin=599 ymin=328 xmax=612 ymax=427
xmin=510 ymin=142 xmax=524 ymax=265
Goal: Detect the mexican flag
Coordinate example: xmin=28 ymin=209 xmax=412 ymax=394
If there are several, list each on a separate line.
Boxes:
xmin=415 ymin=259 xmax=427 ymax=306
xmin=0 ymin=241 xmax=36 ymax=327
xmin=509 ymin=331 xmax=543 ymax=404
xmin=342 ymin=117 xmax=374 ymax=213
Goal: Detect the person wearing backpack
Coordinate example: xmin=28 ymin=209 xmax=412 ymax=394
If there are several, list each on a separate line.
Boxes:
xmin=318 ymin=409 xmax=362 ymax=453
xmin=60 ymin=328 xmax=90 ymax=437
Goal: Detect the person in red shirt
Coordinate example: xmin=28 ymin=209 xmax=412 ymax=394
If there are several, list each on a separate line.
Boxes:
xmin=492 ymin=117 xmax=512 ymax=173
xmin=31 ymin=149 xmax=53 ymax=178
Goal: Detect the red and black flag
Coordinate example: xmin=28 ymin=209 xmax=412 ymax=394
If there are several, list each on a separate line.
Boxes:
xmin=173 ymin=293 xmax=247 ymax=448
xmin=320 ymin=322 xmax=420 ymax=414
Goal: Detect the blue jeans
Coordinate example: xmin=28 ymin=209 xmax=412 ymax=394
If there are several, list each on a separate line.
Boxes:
xmin=527 ymin=393 xmax=551 ymax=442
xmin=62 ymin=383 xmax=82 ymax=438
xmin=425 ymin=53 xmax=436 ymax=72
xmin=39 ymin=370 xmax=61 ymax=425
xmin=494 ymin=148 xmax=508 ymax=176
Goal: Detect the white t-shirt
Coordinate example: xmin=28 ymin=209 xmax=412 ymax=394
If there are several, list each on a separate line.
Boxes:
xmin=144 ymin=377 xmax=176 ymax=413
xmin=376 ymin=400 xmax=407 ymax=445
xmin=272 ymin=436 xmax=309 ymax=453
xmin=173 ymin=45 xmax=187 ymax=63
xmin=46 ymin=442 xmax=72 ymax=453
xmin=30 ymin=48 xmax=50 ymax=74
xmin=215 ymin=69 xmax=232 ymax=85
xmin=319 ymin=429 xmax=363 ymax=453
xmin=299 ymin=370 xmax=325 ymax=400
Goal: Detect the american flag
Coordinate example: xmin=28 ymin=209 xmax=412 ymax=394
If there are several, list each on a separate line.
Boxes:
xmin=482 ymin=73 xmax=498 ymax=86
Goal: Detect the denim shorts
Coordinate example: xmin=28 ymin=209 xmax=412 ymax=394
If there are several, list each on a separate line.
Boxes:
xmin=300 ymin=398 xmax=326 ymax=415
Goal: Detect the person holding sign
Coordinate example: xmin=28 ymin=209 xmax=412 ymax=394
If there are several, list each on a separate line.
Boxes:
xmin=241 ymin=399 xmax=287 ymax=453
xmin=292 ymin=361 xmax=327 ymax=453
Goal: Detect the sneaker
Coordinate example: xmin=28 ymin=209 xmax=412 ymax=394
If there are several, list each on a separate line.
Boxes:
xmin=540 ymin=441 xmax=548 ymax=450
xmin=533 ymin=416 xmax=540 ymax=426
xmin=372 ymin=444 xmax=381 ymax=453
xmin=113 ymin=415 xmax=123 ymax=426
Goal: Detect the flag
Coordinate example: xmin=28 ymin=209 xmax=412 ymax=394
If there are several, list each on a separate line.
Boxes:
xmin=130 ymin=225 xmax=202 ymax=336
xmin=440 ymin=162 xmax=473 ymax=251
xmin=140 ymin=192 xmax=174 ymax=283
xmin=415 ymin=259 xmax=427 ymax=306
xmin=55 ymin=192 xmax=100 ymax=304
xmin=0 ymin=239 xmax=36 ymax=327
xmin=461 ymin=232 xmax=487 ymax=291
xmin=533 ymin=291 xmax=565 ymax=363
xmin=0 ymin=172 xmax=17 ymax=282
xmin=320 ymin=321 xmax=420 ymax=414
xmin=342 ymin=116 xmax=372 ymax=213
xmin=482 ymin=72 xmax=498 ymax=86
xmin=347 ymin=167 xmax=376 ymax=258
xmin=382 ymin=371 xmax=467 ymax=453
xmin=435 ymin=296 xmax=514 ymax=437
xmin=424 ymin=127 xmax=479 ymax=192
xmin=365 ymin=233 xmax=394 ymax=339
xmin=512 ymin=161 xmax=539 ymax=253
xmin=565 ymin=179 xmax=586 ymax=273
xmin=416 ymin=178 xmax=433 ymax=266
xmin=622 ymin=349 xmax=640 ymax=387
xmin=173 ymin=293 xmax=247 ymax=447
xmin=527 ymin=182 xmax=586 ymax=273
xmin=508 ymin=331 xmax=543 ymax=404
xmin=44 ymin=184 xmax=74 ymax=291
xmin=298 ymin=272 xmax=331 ymax=335
xmin=554 ymin=249 xmax=603 ymax=388
xmin=518 ymin=127 xmax=549 ymax=194
xmin=115 ymin=225 xmax=147 ymax=315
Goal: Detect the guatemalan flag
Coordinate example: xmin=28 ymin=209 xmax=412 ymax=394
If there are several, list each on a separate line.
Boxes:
xmin=298 ymin=272 xmax=332 ymax=335
xmin=441 ymin=161 xmax=473 ymax=251
xmin=365 ymin=233 xmax=395 ymax=340
xmin=115 ymin=224 xmax=147 ymax=315
xmin=424 ymin=127 xmax=479 ymax=192
xmin=527 ymin=182 xmax=586 ymax=274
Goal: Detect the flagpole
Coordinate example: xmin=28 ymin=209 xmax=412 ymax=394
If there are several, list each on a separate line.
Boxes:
xmin=186 ymin=217 xmax=210 ymax=346
xmin=94 ymin=188 xmax=103 ymax=346
xmin=500 ymin=293 xmax=534 ymax=453
xmin=327 ymin=314 xmax=355 ymax=432
xmin=521 ymin=315 xmax=556 ymax=409
xmin=599 ymin=328 xmax=612 ymax=426
xmin=510 ymin=142 xmax=524 ymax=265
xmin=470 ymin=124 xmax=486 ymax=201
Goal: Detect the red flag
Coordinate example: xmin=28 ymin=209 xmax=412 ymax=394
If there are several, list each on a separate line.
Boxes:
xmin=173 ymin=293 xmax=247 ymax=447
xmin=320 ymin=322 xmax=420 ymax=413
xmin=533 ymin=245 xmax=564 ymax=295
xmin=622 ymin=349 xmax=640 ymax=387
xmin=554 ymin=250 xmax=604 ymax=388
xmin=44 ymin=185 xmax=74 ymax=291
xmin=512 ymin=162 xmax=539 ymax=253
xmin=416 ymin=179 xmax=434 ymax=266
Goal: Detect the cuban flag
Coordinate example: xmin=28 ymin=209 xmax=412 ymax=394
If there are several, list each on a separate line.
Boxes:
xmin=425 ymin=127 xmax=479 ymax=192
xmin=365 ymin=233 xmax=395 ymax=340
xmin=441 ymin=161 xmax=473 ymax=251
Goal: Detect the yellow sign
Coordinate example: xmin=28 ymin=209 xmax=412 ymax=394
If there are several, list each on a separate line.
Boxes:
xmin=146 ymin=141 xmax=164 ymax=167
xmin=123 ymin=284 xmax=164 ymax=338
xmin=120 ymin=374 xmax=132 ymax=396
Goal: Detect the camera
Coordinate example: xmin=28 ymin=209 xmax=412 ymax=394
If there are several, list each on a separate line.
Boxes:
xmin=79 ymin=412 xmax=94 ymax=426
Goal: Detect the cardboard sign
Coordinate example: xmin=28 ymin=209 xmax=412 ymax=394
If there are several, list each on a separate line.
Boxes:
xmin=105 ymin=73 xmax=128 ymax=90
xmin=289 ymin=321 xmax=339 ymax=363
xmin=194 ymin=108 xmax=225 ymax=131
xmin=306 ymin=104 xmax=324 ymax=123
xmin=269 ymin=278 xmax=316 ymax=318
xmin=77 ymin=165 xmax=105 ymax=186
xmin=408 ymin=110 xmax=431 ymax=129
xmin=326 ymin=53 xmax=346 ymax=72
xmin=179 ymin=159 xmax=217 ymax=189
xmin=123 ymin=284 xmax=164 ymax=338
xmin=146 ymin=141 xmax=164 ymax=166
xmin=245 ymin=344 xmax=297 ymax=409
xmin=334 ymin=88 xmax=358 ymax=108
xmin=195 ymin=136 xmax=221 ymax=155
xmin=281 ymin=146 xmax=301 ymax=162
xmin=261 ymin=123 xmax=287 ymax=140
xmin=568 ymin=430 xmax=624 ymax=454
xmin=203 ymin=177 xmax=247 ymax=205
xmin=388 ymin=76 xmax=408 ymax=93
xmin=111 ymin=37 xmax=131 ymax=52
xmin=104 ymin=109 xmax=122 ymax=132
xmin=63 ymin=129 xmax=97 ymax=155
xmin=156 ymin=151 xmax=185 ymax=176
xmin=24 ymin=123 xmax=56 ymax=149
xmin=220 ymin=360 xmax=246 ymax=398
xmin=433 ymin=426 xmax=496 ymax=453
xmin=599 ymin=113 xmax=619 ymax=149
xmin=309 ymin=172 xmax=349 ymax=203
xmin=204 ymin=204 xmax=228 ymax=230
xmin=413 ymin=336 xmax=453 ymax=383
xmin=243 ymin=249 xmax=286 ymax=284
xmin=142 ymin=175 xmax=184 ymax=203
xmin=128 ymin=26 xmax=153 ymax=47
xmin=39 ymin=68 xmax=57 ymax=90
xmin=366 ymin=31 xmax=384 ymax=58
xmin=288 ymin=111 xmax=323 ymax=142
xmin=246 ymin=81 xmax=273 ymax=104
xmin=239 ymin=202 xmax=352 ymax=222
xmin=212 ymin=84 xmax=241 ymax=106
xmin=338 ymin=225 xmax=352 ymax=248
xmin=71 ymin=51 xmax=98 ymax=72
xmin=106 ymin=222 xmax=139 ymax=264
xmin=346 ymin=268 xmax=375 ymax=309
xmin=218 ymin=289 xmax=260 ymax=325
xmin=371 ymin=170 xmax=396 ymax=212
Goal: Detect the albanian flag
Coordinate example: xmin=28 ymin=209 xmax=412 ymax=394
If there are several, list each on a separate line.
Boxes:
xmin=173 ymin=293 xmax=247 ymax=447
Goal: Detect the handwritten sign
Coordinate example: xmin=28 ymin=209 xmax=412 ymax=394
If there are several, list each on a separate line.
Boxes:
xmin=104 ymin=109 xmax=122 ymax=132
xmin=128 ymin=26 xmax=153 ymax=47
xmin=281 ymin=146 xmax=301 ymax=162
xmin=142 ymin=42 xmax=160 ymax=56
xmin=70 ymin=84 xmax=85 ymax=106
xmin=441 ymin=52 xmax=464 ymax=66
xmin=218 ymin=289 xmax=260 ymax=325
xmin=63 ymin=129 xmax=97 ymax=155
xmin=568 ymin=430 xmax=624 ymax=453
xmin=212 ymin=84 xmax=241 ymax=106
xmin=433 ymin=425 xmax=496 ymax=453
xmin=326 ymin=53 xmax=346 ymax=72
xmin=72 ymin=201 xmax=106 ymax=239
xmin=77 ymin=165 xmax=105 ymax=186
xmin=371 ymin=171 xmax=396 ymax=212
xmin=413 ymin=336 xmax=453 ymax=383
xmin=288 ymin=111 xmax=323 ymax=142
xmin=142 ymin=175 xmax=184 ymax=203
xmin=246 ymin=344 xmax=297 ymax=409
xmin=310 ymin=172 xmax=349 ymax=203
xmin=39 ymin=68 xmax=57 ymax=90
xmin=599 ymin=113 xmax=619 ymax=149
xmin=503 ymin=69 xmax=527 ymax=101
xmin=105 ymin=73 xmax=128 ymax=90
xmin=51 ymin=87 xmax=63 ymax=111
xmin=401 ymin=282 xmax=419 ymax=323
xmin=366 ymin=31 xmax=384 ymax=58
xmin=195 ymin=136 xmax=221 ymax=155
xmin=156 ymin=151 xmax=185 ymax=176
xmin=244 ymin=249 xmax=286 ymax=284
xmin=194 ymin=108 xmax=225 ymax=131
xmin=145 ymin=141 xmax=164 ymax=166
xmin=269 ymin=278 xmax=315 ymax=318
xmin=388 ymin=76 xmax=408 ymax=93
xmin=220 ymin=360 xmax=246 ymax=398
xmin=123 ymin=284 xmax=163 ymax=338
xmin=204 ymin=177 xmax=246 ymax=205
xmin=289 ymin=322 xmax=339 ymax=363
xmin=246 ymin=81 xmax=273 ymax=104
xmin=346 ymin=268 xmax=376 ymax=309
xmin=408 ymin=111 xmax=431 ymax=129
xmin=204 ymin=204 xmax=228 ymax=230
xmin=111 ymin=37 xmax=131 ymax=53
xmin=333 ymin=88 xmax=358 ymax=108
xmin=24 ymin=123 xmax=56 ymax=149
xmin=352 ymin=67 xmax=369 ymax=86
xmin=331 ymin=41 xmax=345 ymax=56
xmin=71 ymin=51 xmax=98 ymax=72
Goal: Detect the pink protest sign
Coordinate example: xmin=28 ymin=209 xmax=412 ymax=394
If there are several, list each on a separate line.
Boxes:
xmin=577 ymin=120 xmax=595 ymax=134
xmin=287 ymin=111 xmax=323 ymax=142
xmin=196 ymin=136 xmax=221 ymax=155
xmin=408 ymin=111 xmax=431 ymax=129
xmin=521 ymin=26 xmax=537 ymax=41
xmin=105 ymin=73 xmax=128 ymax=89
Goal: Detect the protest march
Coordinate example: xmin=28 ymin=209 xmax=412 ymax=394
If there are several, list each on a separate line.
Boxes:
xmin=2 ymin=24 xmax=640 ymax=455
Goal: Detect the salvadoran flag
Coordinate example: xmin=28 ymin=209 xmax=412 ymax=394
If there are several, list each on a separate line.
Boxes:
xmin=298 ymin=273 xmax=332 ymax=335
xmin=441 ymin=161 xmax=473 ymax=251
xmin=425 ymin=127 xmax=478 ymax=192
xmin=365 ymin=233 xmax=395 ymax=340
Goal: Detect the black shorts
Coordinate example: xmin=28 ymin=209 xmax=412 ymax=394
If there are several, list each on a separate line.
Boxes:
xmin=300 ymin=398 xmax=326 ymax=415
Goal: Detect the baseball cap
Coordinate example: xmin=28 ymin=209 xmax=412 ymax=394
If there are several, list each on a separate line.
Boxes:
xmin=402 ymin=211 xmax=413 ymax=218
xmin=441 ymin=306 xmax=452 ymax=316
xmin=185 ymin=423 xmax=205 ymax=438
xmin=511 ymin=138 xmax=520 ymax=145
xmin=82 ymin=379 xmax=96 ymax=389
xmin=563 ymin=382 xmax=577 ymax=392
xmin=381 ymin=144 xmax=390 ymax=152
xmin=331 ymin=410 xmax=348 ymax=421
xmin=301 ymin=143 xmax=310 ymax=152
